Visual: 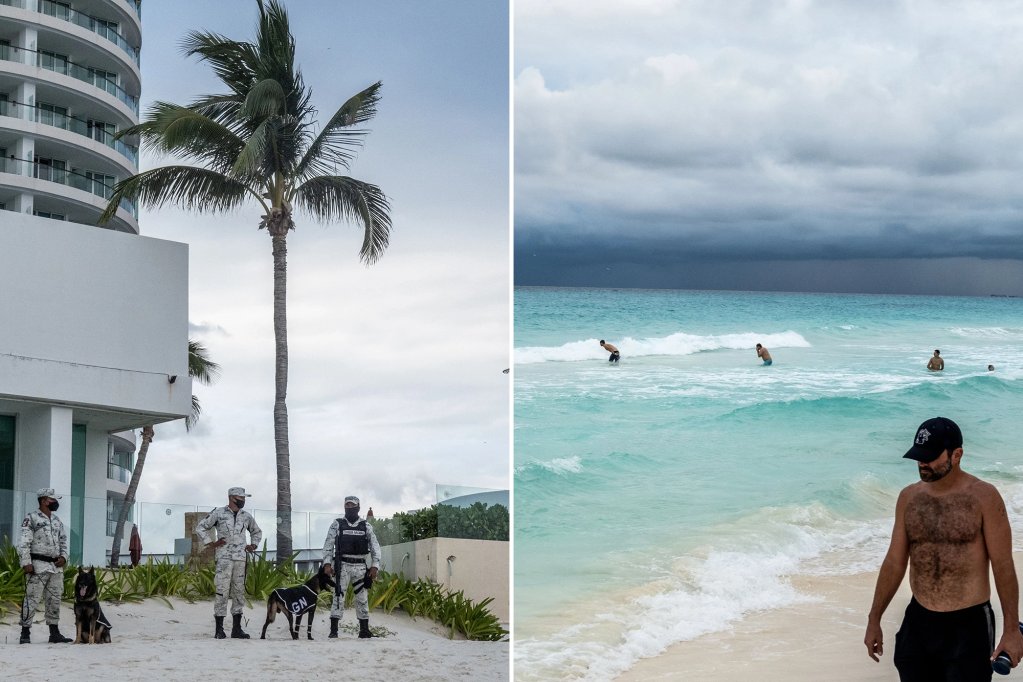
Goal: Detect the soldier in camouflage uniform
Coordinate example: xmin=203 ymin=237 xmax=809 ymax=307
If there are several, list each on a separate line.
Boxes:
xmin=17 ymin=488 xmax=72 ymax=644
xmin=195 ymin=486 xmax=262 ymax=639
xmin=322 ymin=495 xmax=382 ymax=639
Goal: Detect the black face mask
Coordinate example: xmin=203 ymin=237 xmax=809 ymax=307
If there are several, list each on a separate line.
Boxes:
xmin=344 ymin=507 xmax=360 ymax=522
xmin=233 ymin=498 xmax=245 ymax=509
xmin=47 ymin=500 xmax=59 ymax=511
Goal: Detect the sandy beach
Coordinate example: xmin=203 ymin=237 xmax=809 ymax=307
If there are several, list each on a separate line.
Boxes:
xmin=1 ymin=597 xmax=508 ymax=681
xmin=615 ymin=551 xmax=1023 ymax=681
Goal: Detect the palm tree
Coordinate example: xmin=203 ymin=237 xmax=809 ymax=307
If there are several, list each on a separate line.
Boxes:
xmin=109 ymin=340 xmax=220 ymax=567
xmin=100 ymin=0 xmax=391 ymax=561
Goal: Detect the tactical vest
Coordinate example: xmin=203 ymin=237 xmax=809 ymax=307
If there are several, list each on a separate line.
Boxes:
xmin=335 ymin=519 xmax=369 ymax=556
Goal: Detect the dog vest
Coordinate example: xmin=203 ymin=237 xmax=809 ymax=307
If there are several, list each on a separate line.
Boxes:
xmin=271 ymin=585 xmax=319 ymax=616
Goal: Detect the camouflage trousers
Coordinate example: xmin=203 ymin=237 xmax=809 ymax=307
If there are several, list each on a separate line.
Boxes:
xmin=331 ymin=562 xmax=369 ymax=620
xmin=214 ymin=557 xmax=247 ymax=617
xmin=21 ymin=570 xmax=63 ymax=627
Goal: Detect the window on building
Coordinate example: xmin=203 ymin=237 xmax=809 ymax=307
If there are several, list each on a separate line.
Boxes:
xmin=88 ymin=68 xmax=118 ymax=96
xmin=38 ymin=50 xmax=70 ymax=76
xmin=84 ymin=171 xmax=115 ymax=199
xmin=37 ymin=102 xmax=69 ymax=129
xmin=88 ymin=118 xmax=115 ymax=144
xmin=108 ymin=447 xmax=133 ymax=484
xmin=33 ymin=211 xmax=67 ymax=220
xmin=106 ymin=492 xmax=133 ymax=537
xmin=35 ymin=157 xmax=68 ymax=183
xmin=39 ymin=0 xmax=72 ymax=21
xmin=90 ymin=17 xmax=121 ymax=42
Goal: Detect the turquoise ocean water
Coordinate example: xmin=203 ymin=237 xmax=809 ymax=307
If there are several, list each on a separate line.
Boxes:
xmin=513 ymin=287 xmax=1023 ymax=680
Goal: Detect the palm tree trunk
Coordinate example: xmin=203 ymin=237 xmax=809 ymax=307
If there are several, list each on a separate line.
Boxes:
xmin=272 ymin=230 xmax=293 ymax=563
xmin=109 ymin=425 xmax=154 ymax=567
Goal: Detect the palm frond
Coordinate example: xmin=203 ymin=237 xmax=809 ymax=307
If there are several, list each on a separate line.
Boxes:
xmin=297 ymin=82 xmax=381 ymax=177
xmin=293 ymin=175 xmax=392 ymax=263
xmin=181 ymin=30 xmax=259 ymax=97
xmin=99 ymin=166 xmax=256 ymax=224
xmin=241 ymin=78 xmax=288 ymax=119
xmin=185 ymin=339 xmax=219 ymax=431
xmin=131 ymin=104 xmax=246 ymax=171
xmin=188 ymin=339 xmax=221 ymax=385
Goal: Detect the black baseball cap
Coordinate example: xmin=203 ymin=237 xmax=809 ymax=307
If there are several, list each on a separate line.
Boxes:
xmin=903 ymin=417 xmax=963 ymax=463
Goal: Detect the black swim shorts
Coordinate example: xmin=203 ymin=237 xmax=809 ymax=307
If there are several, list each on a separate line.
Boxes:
xmin=609 ymin=351 xmax=620 ymax=363
xmin=893 ymin=597 xmax=995 ymax=682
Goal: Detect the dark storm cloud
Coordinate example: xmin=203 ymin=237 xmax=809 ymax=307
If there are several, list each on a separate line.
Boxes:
xmin=515 ymin=0 xmax=1023 ymax=293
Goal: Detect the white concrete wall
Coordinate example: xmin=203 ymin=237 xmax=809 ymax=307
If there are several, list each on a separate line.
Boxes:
xmin=0 ymin=213 xmax=191 ymax=420
xmin=14 ymin=404 xmax=72 ymax=494
xmin=83 ymin=428 xmax=110 ymax=566
xmin=380 ymin=538 xmax=509 ymax=622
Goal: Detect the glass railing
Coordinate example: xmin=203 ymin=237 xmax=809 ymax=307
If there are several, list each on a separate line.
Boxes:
xmin=0 ymin=99 xmax=139 ymax=166
xmin=0 ymin=486 xmax=508 ymax=568
xmin=0 ymin=44 xmax=138 ymax=115
xmin=0 ymin=2 xmax=139 ymax=65
xmin=0 ymin=155 xmax=137 ymax=217
xmin=39 ymin=0 xmax=140 ymax=65
xmin=106 ymin=462 xmax=131 ymax=484
xmin=122 ymin=0 xmax=141 ymax=20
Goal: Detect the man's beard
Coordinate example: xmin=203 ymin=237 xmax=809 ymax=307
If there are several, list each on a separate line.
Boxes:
xmin=919 ymin=458 xmax=953 ymax=482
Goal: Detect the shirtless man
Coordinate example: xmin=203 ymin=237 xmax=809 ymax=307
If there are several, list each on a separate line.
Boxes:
xmin=599 ymin=340 xmax=620 ymax=363
xmin=755 ymin=343 xmax=772 ymax=366
xmin=927 ymin=349 xmax=944 ymax=371
xmin=865 ymin=417 xmax=1023 ymax=680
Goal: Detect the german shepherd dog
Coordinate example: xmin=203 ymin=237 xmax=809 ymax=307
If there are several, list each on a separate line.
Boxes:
xmin=73 ymin=567 xmax=111 ymax=643
xmin=260 ymin=566 xmax=336 ymax=640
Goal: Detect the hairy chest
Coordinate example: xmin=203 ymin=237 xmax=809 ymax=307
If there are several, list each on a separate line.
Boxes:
xmin=905 ymin=493 xmax=982 ymax=546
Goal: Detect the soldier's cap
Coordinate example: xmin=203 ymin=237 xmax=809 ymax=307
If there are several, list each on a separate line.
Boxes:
xmin=227 ymin=487 xmax=251 ymax=497
xmin=344 ymin=496 xmax=360 ymax=506
xmin=904 ymin=417 xmax=963 ymax=463
xmin=36 ymin=488 xmax=61 ymax=499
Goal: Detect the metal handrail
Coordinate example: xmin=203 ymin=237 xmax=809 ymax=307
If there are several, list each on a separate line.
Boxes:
xmin=0 ymin=98 xmax=138 ymax=166
xmin=0 ymin=0 xmax=140 ymax=65
xmin=0 ymin=43 xmax=139 ymax=115
xmin=0 ymin=154 xmax=137 ymax=216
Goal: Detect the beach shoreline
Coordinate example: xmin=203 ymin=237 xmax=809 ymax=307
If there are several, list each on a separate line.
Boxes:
xmin=614 ymin=552 xmax=1023 ymax=681
xmin=1 ymin=597 xmax=508 ymax=681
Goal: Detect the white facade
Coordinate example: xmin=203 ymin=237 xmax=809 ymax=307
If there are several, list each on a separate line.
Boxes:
xmin=0 ymin=0 xmax=191 ymax=566
xmin=0 ymin=0 xmax=141 ymax=232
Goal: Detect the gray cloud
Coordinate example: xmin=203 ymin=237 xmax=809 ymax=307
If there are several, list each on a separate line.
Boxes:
xmin=129 ymin=1 xmax=509 ymax=521
xmin=515 ymin=0 xmax=1023 ymax=292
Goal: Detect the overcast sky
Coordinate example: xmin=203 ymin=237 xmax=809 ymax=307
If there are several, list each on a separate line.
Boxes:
xmin=134 ymin=0 xmax=509 ymax=524
xmin=514 ymin=0 xmax=1023 ymax=295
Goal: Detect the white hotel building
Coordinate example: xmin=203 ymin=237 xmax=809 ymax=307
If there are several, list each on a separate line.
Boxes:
xmin=0 ymin=0 xmax=190 ymax=565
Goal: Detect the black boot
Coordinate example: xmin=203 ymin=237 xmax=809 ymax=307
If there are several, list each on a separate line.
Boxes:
xmin=19 ymin=627 xmax=30 ymax=644
xmin=358 ymin=618 xmax=375 ymax=638
xmin=214 ymin=616 xmax=226 ymax=639
xmin=47 ymin=624 xmax=72 ymax=643
xmin=328 ymin=617 xmax=339 ymax=639
xmin=230 ymin=613 xmax=250 ymax=639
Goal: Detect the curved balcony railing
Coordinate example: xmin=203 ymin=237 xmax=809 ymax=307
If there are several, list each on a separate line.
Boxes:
xmin=0 ymin=154 xmax=138 ymax=217
xmin=0 ymin=0 xmax=140 ymax=65
xmin=122 ymin=0 xmax=141 ymax=20
xmin=107 ymin=462 xmax=132 ymax=484
xmin=0 ymin=43 xmax=139 ymax=115
xmin=0 ymin=98 xmax=139 ymax=166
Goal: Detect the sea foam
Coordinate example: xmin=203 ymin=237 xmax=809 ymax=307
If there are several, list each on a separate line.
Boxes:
xmin=515 ymin=330 xmax=810 ymax=365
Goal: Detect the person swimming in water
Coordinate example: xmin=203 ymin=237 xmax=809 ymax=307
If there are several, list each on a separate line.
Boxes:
xmin=756 ymin=343 xmax=772 ymax=366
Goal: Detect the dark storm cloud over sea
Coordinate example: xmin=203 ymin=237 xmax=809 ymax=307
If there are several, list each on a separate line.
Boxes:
xmin=514 ymin=0 xmax=1023 ymax=296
